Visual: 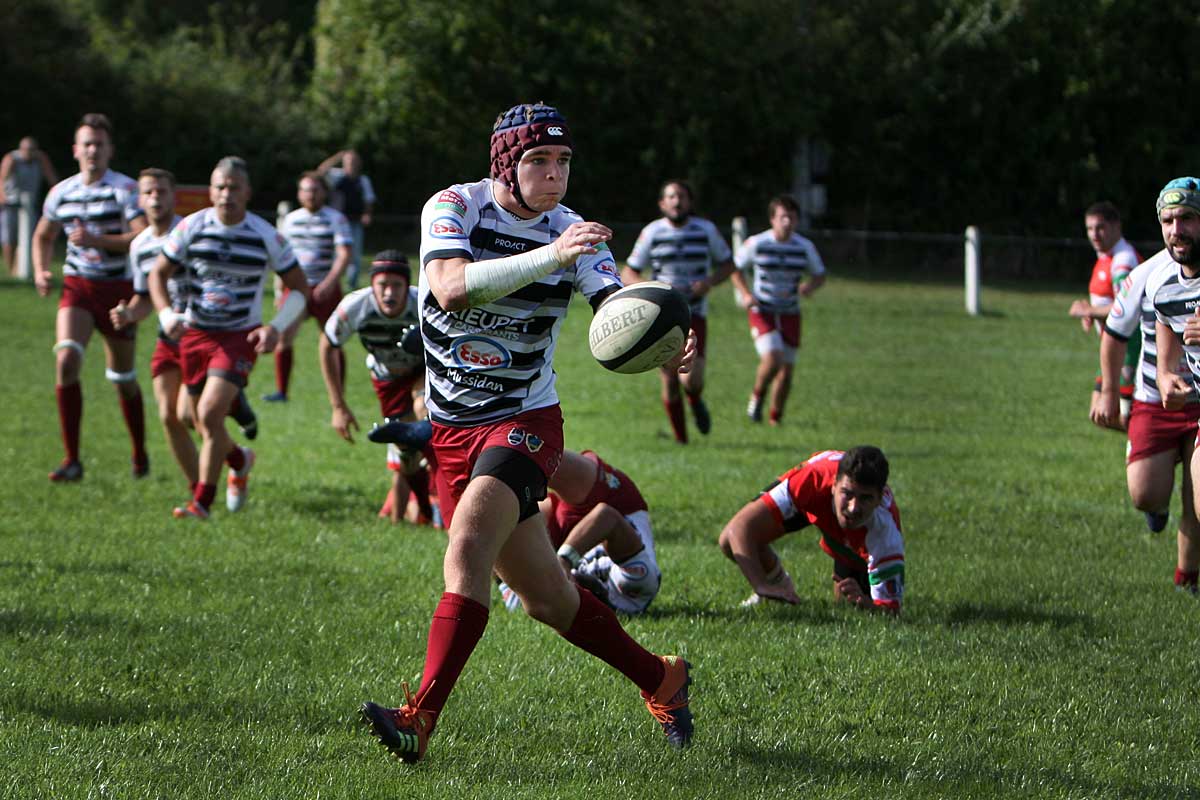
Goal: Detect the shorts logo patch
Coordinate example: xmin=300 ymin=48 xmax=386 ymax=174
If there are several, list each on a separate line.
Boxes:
xmin=525 ymin=433 xmax=543 ymax=453
xmin=435 ymin=191 xmax=467 ymax=216
xmin=620 ymin=561 xmax=648 ymax=580
xmin=235 ymin=358 xmax=253 ymax=373
xmin=452 ymin=336 xmax=512 ymax=371
xmin=429 ymin=216 xmax=465 ymax=239
xmin=507 ymin=427 xmax=525 ymax=447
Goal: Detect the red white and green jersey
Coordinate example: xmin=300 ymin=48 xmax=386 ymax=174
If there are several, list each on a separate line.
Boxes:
xmin=758 ymin=449 xmax=905 ymax=610
xmin=1088 ymin=237 xmax=1140 ymax=307
xmin=43 ymin=169 xmax=143 ymax=281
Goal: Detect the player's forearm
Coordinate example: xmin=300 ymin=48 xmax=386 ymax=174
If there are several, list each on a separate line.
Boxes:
xmin=124 ymin=294 xmax=153 ymax=323
xmin=710 ymin=260 xmax=735 ymax=286
xmin=1098 ymin=332 xmax=1126 ymax=392
xmin=563 ymin=505 xmax=624 ymax=559
xmin=32 ymin=226 xmax=54 ymax=274
xmin=318 ymin=337 xmax=348 ymax=409
xmin=803 ymin=274 xmax=826 ymax=294
xmin=148 ymin=257 xmax=176 ymax=311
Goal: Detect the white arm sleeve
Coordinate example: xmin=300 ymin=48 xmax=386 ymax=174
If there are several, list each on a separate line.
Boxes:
xmin=463 ymin=243 xmax=563 ymax=306
xmin=270 ymin=288 xmax=308 ymax=332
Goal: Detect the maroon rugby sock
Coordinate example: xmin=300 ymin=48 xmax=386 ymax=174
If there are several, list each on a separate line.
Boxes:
xmin=560 ymin=584 xmax=665 ymax=694
xmin=225 ymin=445 xmax=246 ymax=471
xmin=414 ymin=592 xmax=489 ymax=719
xmin=194 ymin=482 xmax=217 ymax=510
xmin=56 ymin=383 xmax=83 ymax=463
xmin=275 ymin=349 xmax=293 ymax=395
xmin=118 ymin=388 xmax=147 ymax=463
xmin=664 ymin=399 xmax=687 ymax=443
xmin=1175 ymin=569 xmax=1198 ymax=590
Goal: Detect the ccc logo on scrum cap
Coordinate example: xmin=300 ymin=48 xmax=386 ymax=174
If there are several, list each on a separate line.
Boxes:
xmin=547 ymin=126 xmax=564 ymax=136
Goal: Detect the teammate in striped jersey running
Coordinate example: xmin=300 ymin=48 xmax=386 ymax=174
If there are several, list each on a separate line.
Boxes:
xmin=729 ymin=194 xmax=826 ymax=426
xmin=109 ymin=168 xmax=259 ymax=498
xmin=33 ymin=113 xmax=149 ymax=482
xmin=361 ymin=102 xmax=696 ymax=765
xmin=718 ymin=447 xmax=905 ymax=613
xmin=1149 ymin=179 xmax=1200 ymax=592
xmin=266 ymin=172 xmax=353 ymax=403
xmin=321 ymin=250 xmax=436 ymax=524
xmin=148 ymin=156 xmax=309 ymax=520
xmin=622 ymin=180 xmax=734 ymax=443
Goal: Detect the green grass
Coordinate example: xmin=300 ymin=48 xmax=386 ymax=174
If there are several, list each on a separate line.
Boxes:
xmin=2 ymin=273 xmax=1198 ymax=799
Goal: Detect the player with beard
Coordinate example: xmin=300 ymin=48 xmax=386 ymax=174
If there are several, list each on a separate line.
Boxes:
xmin=110 ymin=169 xmax=259 ymax=495
xmin=718 ymin=447 xmax=905 ymax=613
xmin=33 ymin=113 xmax=149 ymax=481
xmin=359 ymin=102 xmax=696 ymax=765
xmin=622 ymin=180 xmax=733 ymax=443
xmin=321 ymin=250 xmax=436 ymax=524
xmin=1150 ymin=179 xmax=1200 ymax=593
xmin=149 ymin=156 xmax=309 ymax=519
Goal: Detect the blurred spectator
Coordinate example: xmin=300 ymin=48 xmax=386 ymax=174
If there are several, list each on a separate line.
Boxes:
xmin=1 ymin=136 xmax=58 ymax=276
xmin=316 ymin=149 xmax=376 ymax=289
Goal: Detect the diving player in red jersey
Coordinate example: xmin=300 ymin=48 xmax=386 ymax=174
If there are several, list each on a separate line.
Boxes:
xmin=718 ymin=446 xmax=905 ymax=613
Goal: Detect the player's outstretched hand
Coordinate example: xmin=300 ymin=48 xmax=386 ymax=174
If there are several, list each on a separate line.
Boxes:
xmin=248 ymin=325 xmax=280 ymax=354
xmin=552 ymin=221 xmax=613 ymax=267
xmin=664 ymin=329 xmax=697 ymax=375
xmin=34 ymin=270 xmax=53 ymax=297
xmin=332 ymin=405 xmax=358 ymax=443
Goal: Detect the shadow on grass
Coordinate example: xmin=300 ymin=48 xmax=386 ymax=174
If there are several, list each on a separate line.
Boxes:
xmin=0 ymin=608 xmax=119 ymax=638
xmin=0 ymin=559 xmax=138 ymax=577
xmin=935 ymin=601 xmax=1094 ymax=630
xmin=284 ymin=483 xmax=375 ymax=517
xmin=728 ymin=743 xmax=1198 ymax=798
xmin=637 ymin=598 xmax=848 ymax=626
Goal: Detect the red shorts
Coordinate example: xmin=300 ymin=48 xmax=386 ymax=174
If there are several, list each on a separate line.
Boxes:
xmin=748 ymin=309 xmax=801 ymax=348
xmin=150 ymin=337 xmax=182 ymax=378
xmin=180 ymin=327 xmax=258 ymax=392
xmin=373 ymin=375 xmax=418 ymax=419
xmin=431 ymin=404 xmax=564 ymax=526
xmin=284 ymin=285 xmax=342 ymax=327
xmin=690 ymin=314 xmax=708 ymax=358
xmin=1127 ymin=400 xmax=1200 ymax=464
xmin=59 ymin=276 xmax=136 ymax=340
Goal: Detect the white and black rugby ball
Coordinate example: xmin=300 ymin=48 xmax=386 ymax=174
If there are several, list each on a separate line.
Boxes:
xmin=588 ymin=281 xmax=691 ymax=374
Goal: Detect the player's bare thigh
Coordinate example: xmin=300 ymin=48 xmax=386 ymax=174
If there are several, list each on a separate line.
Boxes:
xmin=1127 ymin=449 xmax=1178 ymax=513
xmin=152 ymin=368 xmax=186 ymax=425
xmin=494 ymin=513 xmax=580 ymax=630
xmin=443 ymin=475 xmax=522 ymax=602
xmin=54 ymin=306 xmax=95 ymax=382
xmin=194 ymin=374 xmax=241 ymax=434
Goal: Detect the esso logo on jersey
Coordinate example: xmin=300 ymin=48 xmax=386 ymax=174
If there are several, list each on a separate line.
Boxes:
xmin=547 ymin=126 xmax=564 ymax=136
xmin=201 ymin=287 xmax=237 ymax=310
xmin=429 ymin=216 xmax=465 ymax=239
xmin=452 ymin=336 xmax=512 ymax=371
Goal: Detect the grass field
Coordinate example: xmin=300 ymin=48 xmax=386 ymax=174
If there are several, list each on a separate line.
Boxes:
xmin=3 ymin=271 xmax=1198 ymax=799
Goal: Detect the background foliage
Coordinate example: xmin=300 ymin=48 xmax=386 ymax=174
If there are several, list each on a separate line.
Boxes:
xmin=3 ymin=0 xmax=1198 ymax=238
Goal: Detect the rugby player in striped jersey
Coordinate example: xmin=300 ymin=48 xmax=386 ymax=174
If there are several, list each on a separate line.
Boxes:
xmin=729 ymin=194 xmax=826 ymax=426
xmin=360 ymin=103 xmax=697 ymax=764
xmin=149 ymin=157 xmax=309 ymax=520
xmin=622 ymin=180 xmax=734 ymax=443
xmin=266 ymin=172 xmax=353 ymax=402
xmin=33 ymin=113 xmax=149 ymax=482
xmin=718 ymin=447 xmax=905 ymax=613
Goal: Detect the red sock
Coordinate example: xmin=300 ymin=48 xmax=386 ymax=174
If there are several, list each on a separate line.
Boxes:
xmin=188 ymin=480 xmax=199 ymax=496
xmin=1175 ymin=568 xmax=1198 ymax=589
xmin=275 ymin=348 xmax=293 ymax=394
xmin=414 ymin=592 xmax=489 ymax=719
xmin=560 ymin=584 xmax=665 ymax=694
xmin=664 ymin=398 xmax=687 ymax=443
xmin=225 ymin=445 xmax=246 ymax=471
xmin=408 ymin=467 xmax=433 ymax=519
xmin=194 ymin=482 xmax=217 ymax=509
xmin=118 ymin=387 xmax=147 ymax=463
xmin=769 ymin=407 xmax=782 ymax=424
xmin=56 ymin=383 xmax=83 ymax=463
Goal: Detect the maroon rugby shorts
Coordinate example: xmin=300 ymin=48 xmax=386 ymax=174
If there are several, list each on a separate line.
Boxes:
xmin=60 ymin=276 xmax=136 ymax=339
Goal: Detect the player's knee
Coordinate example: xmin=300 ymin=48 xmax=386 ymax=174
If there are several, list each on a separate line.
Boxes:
xmin=1128 ymin=482 xmax=1170 ymax=512
xmin=106 ymin=367 xmax=138 ymax=391
xmin=53 ymin=339 xmax=85 ymax=371
xmin=520 ymin=585 xmax=576 ymax=629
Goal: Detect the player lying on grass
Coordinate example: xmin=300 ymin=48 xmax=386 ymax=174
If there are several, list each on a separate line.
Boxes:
xmin=497 ymin=449 xmax=661 ymax=615
xmin=718 ymin=446 xmax=905 ymax=613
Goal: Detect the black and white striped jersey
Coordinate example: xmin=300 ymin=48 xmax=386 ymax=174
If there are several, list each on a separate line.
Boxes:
xmin=324 ymin=286 xmax=422 ymax=381
xmin=734 ymin=230 xmax=826 ymax=314
xmin=1107 ymin=249 xmax=1196 ymax=404
xmin=130 ymin=216 xmax=184 ymax=311
xmin=625 ymin=216 xmax=731 ymax=317
xmin=417 ymin=179 xmax=621 ymax=426
xmin=279 ymin=205 xmax=353 ymax=286
xmin=42 ymin=169 xmax=143 ymax=280
xmin=162 ymin=207 xmax=299 ymax=331
xmin=1152 ymin=256 xmax=1200 ymax=386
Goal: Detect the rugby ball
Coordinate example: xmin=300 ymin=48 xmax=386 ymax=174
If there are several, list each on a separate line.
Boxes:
xmin=589 ymin=281 xmax=691 ymax=374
